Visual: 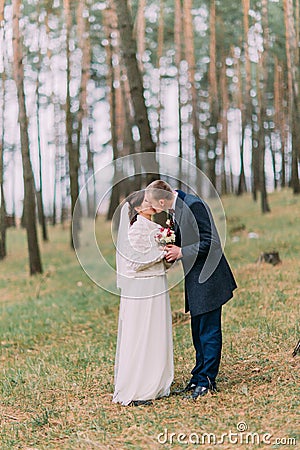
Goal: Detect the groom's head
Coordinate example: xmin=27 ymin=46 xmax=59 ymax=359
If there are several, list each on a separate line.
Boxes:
xmin=145 ymin=180 xmax=175 ymax=213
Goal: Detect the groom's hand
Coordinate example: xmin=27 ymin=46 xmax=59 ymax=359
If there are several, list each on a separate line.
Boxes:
xmin=165 ymin=245 xmax=182 ymax=262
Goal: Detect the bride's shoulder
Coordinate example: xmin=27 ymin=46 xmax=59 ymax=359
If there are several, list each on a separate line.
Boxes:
xmin=128 ymin=219 xmax=143 ymax=236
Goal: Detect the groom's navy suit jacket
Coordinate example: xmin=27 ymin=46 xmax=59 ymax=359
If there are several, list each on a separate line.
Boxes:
xmin=174 ymin=190 xmax=237 ymax=316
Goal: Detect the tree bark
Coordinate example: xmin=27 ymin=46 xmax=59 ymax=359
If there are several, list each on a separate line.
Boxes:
xmin=237 ymin=0 xmax=252 ymax=195
xmin=175 ymin=0 xmax=183 ymax=188
xmin=155 ymin=0 xmax=164 ymax=150
xmin=63 ymin=0 xmax=80 ymax=246
xmin=219 ymin=54 xmax=229 ymax=195
xmin=274 ymin=58 xmax=287 ymax=188
xmin=12 ymin=0 xmax=43 ymax=274
xmin=113 ymin=0 xmax=159 ymax=178
xmin=77 ymin=0 xmax=96 ymax=217
xmin=36 ymin=60 xmax=48 ymax=241
xmin=0 ymin=51 xmax=6 ymax=259
xmin=106 ymin=13 xmax=120 ymax=220
xmin=283 ymin=0 xmax=300 ymax=193
xmin=135 ymin=0 xmax=145 ymax=72
xmin=258 ymin=0 xmax=271 ymax=213
xmin=182 ymin=0 xmax=202 ymax=179
xmin=207 ymin=0 xmax=218 ymax=188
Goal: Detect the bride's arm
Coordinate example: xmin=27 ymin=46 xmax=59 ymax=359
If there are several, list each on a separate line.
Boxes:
xmin=126 ymin=227 xmax=166 ymax=272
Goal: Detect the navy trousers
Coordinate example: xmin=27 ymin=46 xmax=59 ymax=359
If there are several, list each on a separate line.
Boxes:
xmin=190 ymin=306 xmax=222 ymax=389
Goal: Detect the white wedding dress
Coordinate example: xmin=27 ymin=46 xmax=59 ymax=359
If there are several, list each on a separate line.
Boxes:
xmin=113 ymin=214 xmax=174 ymax=405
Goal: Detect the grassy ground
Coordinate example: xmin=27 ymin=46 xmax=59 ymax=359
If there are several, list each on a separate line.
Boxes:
xmin=0 ymin=190 xmax=299 ymax=449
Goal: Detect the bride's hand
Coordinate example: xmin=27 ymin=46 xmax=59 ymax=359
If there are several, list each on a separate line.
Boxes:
xmin=165 ymin=244 xmax=182 ymax=262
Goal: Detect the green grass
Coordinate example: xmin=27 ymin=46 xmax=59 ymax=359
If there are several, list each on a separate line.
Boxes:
xmin=0 ymin=190 xmax=299 ymax=449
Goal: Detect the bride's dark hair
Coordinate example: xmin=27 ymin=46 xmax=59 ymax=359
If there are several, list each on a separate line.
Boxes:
xmin=127 ymin=190 xmax=145 ymax=226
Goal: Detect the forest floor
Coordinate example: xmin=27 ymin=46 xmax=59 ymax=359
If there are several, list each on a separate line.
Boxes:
xmin=0 ymin=190 xmax=299 ymax=450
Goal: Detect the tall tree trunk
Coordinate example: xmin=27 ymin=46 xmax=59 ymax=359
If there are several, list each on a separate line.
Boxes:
xmin=135 ymin=0 xmax=145 ymax=72
xmin=274 ymin=57 xmax=287 ymax=188
xmin=120 ymin=65 xmax=142 ymax=191
xmin=283 ymin=0 xmax=300 ymax=193
xmin=270 ymin=136 xmax=278 ymax=190
xmin=105 ymin=7 xmax=120 ymax=220
xmin=113 ymin=0 xmax=159 ymax=179
xmin=219 ymin=54 xmax=229 ymax=195
xmin=12 ymin=0 xmax=43 ymax=274
xmin=238 ymin=0 xmax=252 ymax=195
xmin=258 ymin=0 xmax=271 ymax=213
xmin=34 ymin=2 xmax=48 ymax=241
xmin=156 ymin=0 xmax=164 ymax=150
xmin=63 ymin=0 xmax=80 ymax=246
xmin=234 ymin=51 xmax=247 ymax=195
xmin=85 ymin=111 xmax=96 ymax=217
xmin=175 ymin=0 xmax=183 ymax=188
xmin=207 ymin=0 xmax=218 ymax=188
xmin=36 ymin=63 xmax=48 ymax=241
xmin=77 ymin=0 xmax=95 ymax=217
xmin=251 ymin=69 xmax=259 ymax=202
xmin=52 ymin=102 xmax=64 ymax=226
xmin=52 ymin=141 xmax=58 ymax=226
xmin=0 ymin=47 xmax=6 ymax=259
xmin=182 ymin=0 xmax=202 ymax=180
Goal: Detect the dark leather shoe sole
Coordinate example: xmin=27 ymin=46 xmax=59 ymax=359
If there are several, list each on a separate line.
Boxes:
xmin=172 ymin=382 xmax=197 ymax=395
xmin=129 ymin=400 xmax=153 ymax=406
xmin=184 ymin=385 xmax=216 ymax=400
xmin=192 ymin=386 xmax=209 ymax=399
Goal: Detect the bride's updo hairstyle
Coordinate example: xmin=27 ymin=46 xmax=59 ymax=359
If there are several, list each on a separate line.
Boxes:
xmin=127 ymin=190 xmax=145 ymax=226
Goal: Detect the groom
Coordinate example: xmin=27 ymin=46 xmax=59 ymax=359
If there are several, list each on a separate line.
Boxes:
xmin=146 ymin=180 xmax=237 ymax=399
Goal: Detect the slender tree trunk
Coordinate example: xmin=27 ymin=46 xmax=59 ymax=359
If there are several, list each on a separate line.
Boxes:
xmin=175 ymin=0 xmax=183 ymax=188
xmin=64 ymin=0 xmax=80 ymax=246
xmin=52 ymin=144 xmax=58 ymax=226
xmin=0 ymin=52 xmax=6 ymax=259
xmin=235 ymin=52 xmax=247 ymax=195
xmin=219 ymin=55 xmax=229 ymax=195
xmin=77 ymin=0 xmax=95 ymax=217
xmin=238 ymin=0 xmax=252 ymax=195
xmin=103 ymin=4 xmax=122 ymax=220
xmin=183 ymin=0 xmax=202 ymax=179
xmin=113 ymin=0 xmax=159 ymax=178
xmin=274 ymin=58 xmax=287 ymax=188
xmin=258 ymin=0 xmax=271 ymax=213
xmin=36 ymin=65 xmax=48 ymax=241
xmin=251 ymin=68 xmax=259 ymax=202
xmin=52 ymin=101 xmax=64 ymax=225
xmin=0 ymin=182 xmax=6 ymax=260
xmin=85 ymin=110 xmax=96 ymax=217
xmin=270 ymin=136 xmax=278 ymax=190
xmin=207 ymin=0 xmax=218 ymax=188
xmin=135 ymin=0 xmax=145 ymax=72
xmin=105 ymin=14 xmax=120 ymax=220
xmin=120 ymin=65 xmax=142 ymax=191
xmin=283 ymin=0 xmax=300 ymax=193
xmin=155 ymin=0 xmax=164 ymax=150
xmin=12 ymin=0 xmax=43 ymax=274
xmin=0 ymin=23 xmax=7 ymax=259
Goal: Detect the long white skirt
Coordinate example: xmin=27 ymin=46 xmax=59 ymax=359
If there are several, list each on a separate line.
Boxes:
xmin=112 ymin=275 xmax=174 ymax=406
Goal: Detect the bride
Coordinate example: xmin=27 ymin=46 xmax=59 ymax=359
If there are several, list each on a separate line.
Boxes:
xmin=113 ymin=190 xmax=174 ymax=406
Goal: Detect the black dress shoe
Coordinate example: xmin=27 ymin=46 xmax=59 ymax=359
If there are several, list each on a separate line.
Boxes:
xmin=172 ymin=381 xmax=197 ymax=395
xmin=129 ymin=400 xmax=153 ymax=406
xmin=191 ymin=385 xmax=209 ymax=399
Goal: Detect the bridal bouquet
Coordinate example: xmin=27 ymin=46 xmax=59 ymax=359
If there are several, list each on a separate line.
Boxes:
xmin=155 ymin=219 xmax=176 ymax=246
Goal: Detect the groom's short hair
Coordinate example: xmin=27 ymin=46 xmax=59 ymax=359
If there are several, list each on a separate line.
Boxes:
xmin=146 ymin=180 xmax=174 ymax=200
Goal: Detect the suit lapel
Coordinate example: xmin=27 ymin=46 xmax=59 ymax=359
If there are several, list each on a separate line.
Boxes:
xmin=174 ymin=190 xmax=186 ymax=241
